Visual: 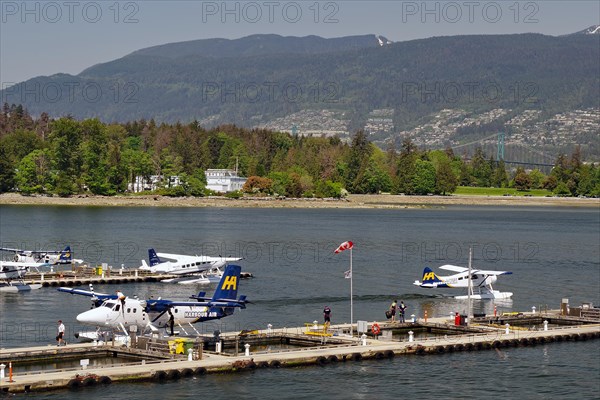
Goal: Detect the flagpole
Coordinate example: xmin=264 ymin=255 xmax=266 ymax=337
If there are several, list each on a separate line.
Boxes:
xmin=350 ymin=247 xmax=353 ymax=337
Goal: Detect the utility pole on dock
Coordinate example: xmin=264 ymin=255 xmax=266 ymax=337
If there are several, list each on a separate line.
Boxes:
xmin=334 ymin=241 xmax=354 ymax=336
xmin=467 ymin=247 xmax=473 ymax=326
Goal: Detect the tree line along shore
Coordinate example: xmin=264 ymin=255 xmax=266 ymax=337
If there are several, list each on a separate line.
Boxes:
xmin=1 ymin=105 xmax=599 ymax=200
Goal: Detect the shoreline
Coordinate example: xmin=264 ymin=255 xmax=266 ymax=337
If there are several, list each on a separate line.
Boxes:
xmin=0 ymin=193 xmax=598 ymax=209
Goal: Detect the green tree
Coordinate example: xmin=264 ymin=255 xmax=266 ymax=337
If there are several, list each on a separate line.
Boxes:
xmin=435 ymin=156 xmax=458 ymax=195
xmin=15 ymin=149 xmax=53 ymax=194
xmin=512 ymin=167 xmax=531 ymax=191
xmin=345 ymin=131 xmax=373 ymax=193
xmin=528 ymin=169 xmax=545 ymax=189
xmin=491 ymin=160 xmax=509 ymax=188
xmin=413 ymin=159 xmax=436 ymax=195
xmin=395 ymin=138 xmax=419 ymax=194
xmin=471 ymin=148 xmax=491 ymax=187
xmin=49 ymin=118 xmax=83 ymax=195
xmin=0 ymin=144 xmax=15 ymax=192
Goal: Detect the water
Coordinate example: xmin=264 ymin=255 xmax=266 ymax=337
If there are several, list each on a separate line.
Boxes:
xmin=1 ymin=205 xmax=599 ymax=398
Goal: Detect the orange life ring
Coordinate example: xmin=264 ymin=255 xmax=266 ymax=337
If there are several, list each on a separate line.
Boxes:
xmin=371 ymin=323 xmax=381 ymax=335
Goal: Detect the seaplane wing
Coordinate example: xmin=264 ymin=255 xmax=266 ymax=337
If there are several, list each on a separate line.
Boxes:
xmin=156 ymin=252 xmax=242 ymax=263
xmin=155 ymin=252 xmax=203 ymax=262
xmin=58 ymin=287 xmax=110 ymax=297
xmin=475 ymin=270 xmax=513 ymax=276
xmin=439 ymin=264 xmax=469 ymax=273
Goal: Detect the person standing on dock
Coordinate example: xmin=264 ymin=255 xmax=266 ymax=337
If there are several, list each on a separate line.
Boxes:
xmin=168 ymin=309 xmax=175 ymax=336
xmin=398 ymin=301 xmax=407 ymax=323
xmin=389 ymin=300 xmax=398 ymax=321
xmin=323 ymin=306 xmax=331 ymax=330
xmin=56 ymin=320 xmax=66 ymax=346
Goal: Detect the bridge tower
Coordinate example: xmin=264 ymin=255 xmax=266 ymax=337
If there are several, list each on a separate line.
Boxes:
xmin=497 ymin=132 xmax=505 ymax=161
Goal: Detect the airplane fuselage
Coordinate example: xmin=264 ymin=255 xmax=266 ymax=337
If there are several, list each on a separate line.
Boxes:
xmin=429 ymin=272 xmax=498 ymax=288
xmin=76 ymin=298 xmax=233 ymax=331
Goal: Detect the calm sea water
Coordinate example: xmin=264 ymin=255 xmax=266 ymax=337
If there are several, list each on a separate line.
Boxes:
xmin=1 ymin=205 xmax=599 ymax=399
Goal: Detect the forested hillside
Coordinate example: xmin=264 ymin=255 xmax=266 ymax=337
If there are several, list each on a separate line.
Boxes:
xmin=2 ymin=33 xmax=597 ymax=131
xmin=1 ymin=105 xmax=598 ymax=198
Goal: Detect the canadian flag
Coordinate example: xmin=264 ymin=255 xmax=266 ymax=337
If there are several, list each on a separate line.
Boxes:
xmin=334 ymin=241 xmax=353 ymax=254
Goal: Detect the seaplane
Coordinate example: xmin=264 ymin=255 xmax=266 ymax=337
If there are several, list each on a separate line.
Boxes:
xmin=139 ymin=248 xmax=240 ymax=275
xmin=138 ymin=248 xmax=242 ymax=284
xmin=0 ymin=260 xmax=43 ymax=292
xmin=0 ymin=245 xmax=83 ymax=265
xmin=0 ymin=246 xmax=83 ymax=292
xmin=414 ymin=265 xmax=513 ymax=299
xmin=59 ymin=264 xmax=250 ymax=340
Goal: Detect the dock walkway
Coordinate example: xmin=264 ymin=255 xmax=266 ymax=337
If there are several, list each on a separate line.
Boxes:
xmin=1 ymin=313 xmax=598 ymax=394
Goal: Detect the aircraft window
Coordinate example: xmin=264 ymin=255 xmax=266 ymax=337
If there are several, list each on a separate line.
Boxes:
xmin=133 ymin=308 xmax=137 ymax=313
xmin=127 ymin=308 xmax=131 ymax=313
xmin=472 ymin=275 xmax=479 ymax=279
xmin=103 ymin=302 xmax=115 ymax=308
xmin=114 ymin=304 xmax=120 ymax=312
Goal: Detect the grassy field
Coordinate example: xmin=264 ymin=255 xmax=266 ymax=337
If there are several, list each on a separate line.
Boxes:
xmin=454 ymin=186 xmax=553 ymax=197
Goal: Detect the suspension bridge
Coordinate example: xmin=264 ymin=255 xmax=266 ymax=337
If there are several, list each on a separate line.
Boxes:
xmin=447 ymin=132 xmax=557 ymax=172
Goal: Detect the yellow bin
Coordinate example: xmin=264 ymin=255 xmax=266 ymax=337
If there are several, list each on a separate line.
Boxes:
xmin=96 ymin=266 xmax=103 ymax=275
xmin=174 ymin=338 xmax=187 ymax=354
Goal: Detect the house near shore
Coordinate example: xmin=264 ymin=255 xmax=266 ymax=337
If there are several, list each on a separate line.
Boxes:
xmin=205 ymin=169 xmax=247 ymax=193
xmin=128 ymin=175 xmax=180 ymax=193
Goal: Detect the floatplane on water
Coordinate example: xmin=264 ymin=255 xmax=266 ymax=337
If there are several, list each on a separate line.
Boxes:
xmin=139 ymin=248 xmax=250 ymax=284
xmin=59 ymin=264 xmax=250 ymax=341
xmin=414 ymin=265 xmax=513 ymax=299
xmin=0 ymin=246 xmax=84 ymax=292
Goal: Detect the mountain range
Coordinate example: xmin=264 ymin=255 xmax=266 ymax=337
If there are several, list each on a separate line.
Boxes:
xmin=2 ymin=28 xmax=598 ymax=138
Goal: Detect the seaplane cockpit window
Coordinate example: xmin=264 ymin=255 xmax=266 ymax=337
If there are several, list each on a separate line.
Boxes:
xmin=103 ymin=302 xmax=116 ymax=308
xmin=114 ymin=304 xmax=121 ymax=312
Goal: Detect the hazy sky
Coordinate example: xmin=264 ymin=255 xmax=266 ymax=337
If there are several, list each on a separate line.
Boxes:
xmin=1 ymin=1 xmax=599 ymax=84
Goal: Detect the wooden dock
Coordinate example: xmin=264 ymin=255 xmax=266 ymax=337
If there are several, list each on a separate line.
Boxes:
xmin=20 ymin=266 xmax=175 ymax=287
xmin=21 ymin=267 xmax=251 ymax=288
xmin=1 ymin=313 xmax=598 ymax=393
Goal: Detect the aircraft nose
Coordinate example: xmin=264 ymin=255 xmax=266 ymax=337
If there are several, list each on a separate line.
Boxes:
xmin=77 ymin=309 xmax=100 ymax=324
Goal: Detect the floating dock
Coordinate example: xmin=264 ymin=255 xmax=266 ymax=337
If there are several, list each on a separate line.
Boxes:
xmin=16 ymin=268 xmax=252 ymax=288
xmin=1 ymin=311 xmax=598 ymax=393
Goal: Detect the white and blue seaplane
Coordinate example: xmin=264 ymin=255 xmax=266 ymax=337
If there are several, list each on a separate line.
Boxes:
xmin=414 ymin=265 xmax=513 ymax=299
xmin=59 ymin=264 xmax=250 ymax=341
xmin=0 ymin=246 xmax=84 ymax=292
xmin=139 ymin=248 xmax=242 ymax=284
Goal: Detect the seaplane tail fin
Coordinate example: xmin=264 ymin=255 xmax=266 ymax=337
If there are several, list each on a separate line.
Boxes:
xmin=212 ymin=265 xmax=241 ymax=301
xmin=59 ymin=246 xmax=72 ymax=262
xmin=419 ymin=266 xmax=443 ymax=287
xmin=148 ymin=248 xmax=162 ymax=266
